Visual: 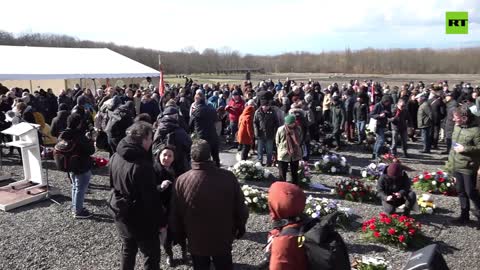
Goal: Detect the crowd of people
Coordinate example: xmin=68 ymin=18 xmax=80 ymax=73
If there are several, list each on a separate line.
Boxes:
xmin=1 ymin=77 xmax=480 ymax=269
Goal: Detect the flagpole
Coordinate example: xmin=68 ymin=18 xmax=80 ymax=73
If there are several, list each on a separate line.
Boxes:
xmin=158 ymin=54 xmax=164 ymax=96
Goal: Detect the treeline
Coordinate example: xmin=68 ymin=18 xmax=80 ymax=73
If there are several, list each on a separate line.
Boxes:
xmin=1 ymin=30 xmax=480 ymax=74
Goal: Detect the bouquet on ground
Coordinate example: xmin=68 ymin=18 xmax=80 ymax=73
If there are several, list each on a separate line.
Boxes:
xmin=417 ymin=194 xmax=435 ymax=214
xmin=362 ymin=213 xmax=422 ymax=248
xmin=412 ymin=170 xmax=456 ymax=196
xmin=242 ymin=185 xmax=268 ymax=213
xmin=352 ymin=256 xmax=388 ymax=270
xmin=314 ymin=153 xmax=350 ymax=174
xmin=381 ymin=153 xmax=400 ymax=164
xmin=361 ymin=162 xmax=387 ymax=181
xmin=91 ymin=156 xmax=109 ymax=168
xmin=309 ymin=140 xmax=327 ymax=156
xmin=297 ymin=160 xmax=312 ymax=188
xmin=335 ymin=178 xmax=377 ymax=202
xmin=229 ymin=161 xmax=270 ymax=182
xmin=304 ymin=195 xmax=352 ymax=219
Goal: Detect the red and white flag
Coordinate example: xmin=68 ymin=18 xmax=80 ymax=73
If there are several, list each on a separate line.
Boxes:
xmin=158 ymin=55 xmax=165 ymax=96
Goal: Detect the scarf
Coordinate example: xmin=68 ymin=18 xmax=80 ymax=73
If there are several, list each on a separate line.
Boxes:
xmin=285 ymin=125 xmax=299 ymax=156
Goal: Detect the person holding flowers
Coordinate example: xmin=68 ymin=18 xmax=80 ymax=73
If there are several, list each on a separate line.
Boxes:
xmin=276 ymin=114 xmax=303 ymax=184
xmin=377 ymin=162 xmax=416 ymax=216
xmin=445 ymin=106 xmax=480 ymax=225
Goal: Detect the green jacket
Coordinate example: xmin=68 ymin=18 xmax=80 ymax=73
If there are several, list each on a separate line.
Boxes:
xmin=275 ymin=125 xmax=303 ymax=162
xmin=445 ymin=125 xmax=480 ymax=175
xmin=417 ymin=101 xmax=432 ymax=129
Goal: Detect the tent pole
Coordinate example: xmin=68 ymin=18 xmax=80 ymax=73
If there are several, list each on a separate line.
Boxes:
xmin=29 ymin=80 xmax=33 ymax=91
xmin=64 ymin=79 xmax=67 ymax=91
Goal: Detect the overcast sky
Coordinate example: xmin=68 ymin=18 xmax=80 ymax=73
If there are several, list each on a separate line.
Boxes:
xmin=1 ymin=0 xmax=478 ymax=55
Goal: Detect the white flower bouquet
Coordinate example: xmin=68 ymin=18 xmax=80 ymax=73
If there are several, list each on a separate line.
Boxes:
xmin=417 ymin=194 xmax=436 ymax=214
xmin=229 ymin=161 xmax=268 ymax=182
xmin=361 ymin=162 xmax=387 ymax=181
xmin=304 ymin=195 xmax=352 ymax=221
xmin=242 ymin=185 xmax=268 ymax=213
xmin=314 ymin=153 xmax=350 ymax=175
xmin=353 ymin=256 xmax=388 ymax=270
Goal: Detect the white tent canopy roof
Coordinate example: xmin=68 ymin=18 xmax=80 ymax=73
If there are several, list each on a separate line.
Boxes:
xmin=0 ymin=45 xmax=160 ymax=80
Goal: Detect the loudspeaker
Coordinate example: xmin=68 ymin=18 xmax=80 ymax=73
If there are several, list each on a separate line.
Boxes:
xmin=403 ymin=244 xmax=449 ymax=270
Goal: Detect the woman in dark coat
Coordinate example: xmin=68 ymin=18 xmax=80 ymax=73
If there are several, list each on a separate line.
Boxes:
xmin=153 ymin=145 xmax=187 ymax=267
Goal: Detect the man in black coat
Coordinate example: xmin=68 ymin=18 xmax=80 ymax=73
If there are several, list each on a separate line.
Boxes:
xmin=441 ymin=92 xmax=458 ymax=154
xmin=190 ymin=94 xmax=220 ymax=166
xmin=377 ymin=163 xmax=416 ymax=216
xmin=153 ymin=106 xmax=192 ymax=175
xmin=370 ymin=96 xmax=392 ymax=159
xmin=254 ymin=100 xmax=279 ymax=166
xmin=105 ymin=101 xmax=135 ymax=155
xmin=331 ymin=95 xmax=346 ymax=150
xmin=428 ymin=91 xmax=446 ymax=149
xmin=389 ymin=99 xmax=411 ymax=157
xmin=109 ymin=121 xmax=166 ymax=270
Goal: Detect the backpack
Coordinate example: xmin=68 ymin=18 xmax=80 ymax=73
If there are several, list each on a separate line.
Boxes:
xmin=152 ymin=130 xmax=175 ymax=156
xmin=279 ymin=212 xmax=350 ymax=270
xmin=53 ymin=137 xmax=80 ymax=172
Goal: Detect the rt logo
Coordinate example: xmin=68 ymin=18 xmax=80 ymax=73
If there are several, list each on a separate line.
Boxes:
xmin=446 ymin=12 xmax=468 ymax=34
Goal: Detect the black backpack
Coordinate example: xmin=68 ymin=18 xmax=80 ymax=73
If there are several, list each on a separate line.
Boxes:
xmin=152 ymin=130 xmax=175 ymax=155
xmin=279 ymin=212 xmax=350 ymax=270
xmin=53 ymin=137 xmax=80 ymax=173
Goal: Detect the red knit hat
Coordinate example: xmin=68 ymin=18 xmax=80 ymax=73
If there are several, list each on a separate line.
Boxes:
xmin=387 ymin=163 xmax=403 ymax=178
xmin=268 ymin=182 xmax=306 ymax=220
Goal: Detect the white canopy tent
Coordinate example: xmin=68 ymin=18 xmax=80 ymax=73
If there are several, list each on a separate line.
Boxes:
xmin=0 ymin=45 xmax=160 ymax=80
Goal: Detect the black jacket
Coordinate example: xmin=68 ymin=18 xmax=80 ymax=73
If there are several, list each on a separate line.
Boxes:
xmin=370 ymin=102 xmax=392 ymax=129
xmin=444 ymin=99 xmax=458 ymax=139
xmin=390 ymin=108 xmax=410 ymax=131
xmin=50 ymin=110 xmax=70 ymax=138
xmin=58 ymin=94 xmax=74 ymax=111
xmin=153 ymin=116 xmax=192 ymax=174
xmin=189 ymin=101 xmax=219 ymax=146
xmin=353 ymin=102 xmax=368 ymax=122
xmin=153 ymin=160 xmax=176 ymax=212
xmin=331 ymin=102 xmax=346 ymax=133
xmin=377 ymin=167 xmax=411 ymax=201
xmin=58 ymin=128 xmax=95 ymax=174
xmin=254 ymin=107 xmax=279 ymax=140
xmin=109 ymin=137 xmax=166 ymax=239
xmin=106 ymin=105 xmax=134 ymax=141
xmin=429 ymin=96 xmax=446 ymax=125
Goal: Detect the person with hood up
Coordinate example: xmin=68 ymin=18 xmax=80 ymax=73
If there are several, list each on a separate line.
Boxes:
xmin=59 ymin=113 xmax=96 ymax=218
xmin=153 ymin=106 xmax=192 ymax=175
xmin=237 ymin=101 xmax=255 ymax=160
xmin=377 ymin=162 xmax=416 ymax=216
xmin=105 ymin=101 xmax=135 ymax=155
xmin=109 ymin=121 xmax=166 ymax=270
xmin=276 ymin=115 xmax=303 ymax=184
xmin=50 ymin=103 xmax=70 ymax=138
xmin=262 ymin=181 xmax=307 ymax=270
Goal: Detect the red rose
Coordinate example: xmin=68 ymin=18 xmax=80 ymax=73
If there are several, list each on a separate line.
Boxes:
xmin=381 ymin=217 xmax=392 ymax=224
xmin=351 ymin=192 xmax=357 ymax=197
xmin=398 ymin=235 xmax=406 ymax=243
xmin=439 ymin=177 xmax=445 ymax=183
xmin=437 ymin=171 xmax=443 ymax=175
xmin=388 ymin=228 xmax=396 ymax=235
xmin=425 ymin=174 xmax=432 ymax=180
xmin=374 ymin=231 xmax=381 ymax=238
xmin=391 ymin=214 xmax=399 ymax=219
xmin=408 ymin=229 xmax=416 ymax=236
xmin=369 ymin=224 xmax=376 ymax=230
xmin=347 ymin=185 xmax=352 ymax=190
xmin=404 ymin=222 xmax=411 ymax=228
xmin=413 ymin=177 xmax=419 ymax=183
xmin=338 ymin=191 xmax=344 ymax=196
xmin=399 ymin=216 xmax=407 ymax=222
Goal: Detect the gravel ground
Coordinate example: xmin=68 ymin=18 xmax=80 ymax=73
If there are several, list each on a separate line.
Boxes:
xmin=1 ymin=139 xmax=480 ymax=270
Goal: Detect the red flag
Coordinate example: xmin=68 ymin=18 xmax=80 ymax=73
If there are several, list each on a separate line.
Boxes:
xmin=158 ymin=55 xmax=165 ymax=96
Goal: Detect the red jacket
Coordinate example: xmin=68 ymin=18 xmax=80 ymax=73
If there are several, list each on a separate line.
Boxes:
xmin=226 ymin=98 xmax=245 ymax=122
xmin=237 ymin=106 xmax=255 ymax=145
xmin=267 ymin=182 xmax=308 ymax=270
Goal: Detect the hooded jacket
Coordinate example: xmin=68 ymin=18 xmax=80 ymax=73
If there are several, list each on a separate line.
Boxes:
xmin=226 ymin=98 xmax=245 ymax=122
xmin=267 ymin=182 xmax=308 ymax=270
xmin=50 ymin=110 xmax=70 ymax=138
xmin=445 ymin=124 xmax=480 ymax=175
xmin=109 ymin=137 xmax=166 ymax=239
xmin=237 ymin=105 xmax=255 ymax=145
xmin=106 ymin=103 xmax=134 ymax=140
xmin=153 ymin=116 xmax=192 ymax=174
xmin=189 ymin=101 xmax=219 ymax=146
xmin=377 ymin=165 xmax=411 ymax=201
